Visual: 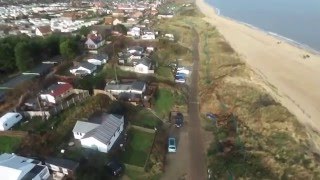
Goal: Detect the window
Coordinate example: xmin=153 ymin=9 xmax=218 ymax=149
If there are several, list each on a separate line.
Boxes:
xmin=15 ymin=114 xmax=20 ymax=118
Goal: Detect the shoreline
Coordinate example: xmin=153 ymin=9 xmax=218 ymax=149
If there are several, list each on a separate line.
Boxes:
xmin=195 ymin=0 xmax=320 ymax=136
xmin=202 ymin=0 xmax=320 ymax=56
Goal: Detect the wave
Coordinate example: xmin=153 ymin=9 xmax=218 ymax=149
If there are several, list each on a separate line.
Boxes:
xmin=213 ymin=7 xmax=320 ymax=55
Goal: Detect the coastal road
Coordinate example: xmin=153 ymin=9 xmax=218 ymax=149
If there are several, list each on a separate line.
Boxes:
xmin=187 ymin=28 xmax=207 ymax=180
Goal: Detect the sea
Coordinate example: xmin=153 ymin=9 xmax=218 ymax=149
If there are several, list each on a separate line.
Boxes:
xmin=206 ymin=0 xmax=320 ymax=52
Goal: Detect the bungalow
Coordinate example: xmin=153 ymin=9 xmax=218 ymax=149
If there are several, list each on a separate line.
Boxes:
xmin=127 ymin=46 xmax=144 ymax=55
xmin=72 ymin=114 xmax=124 ymax=153
xmin=85 ymin=31 xmax=105 ymax=49
xmin=127 ymin=27 xmax=141 ymax=37
xmin=141 ymin=31 xmax=156 ymax=40
xmin=0 ymin=153 xmax=50 ymax=180
xmin=133 ymin=57 xmax=152 ymax=74
xmin=105 ymin=81 xmax=146 ymax=96
xmin=40 ymin=82 xmax=73 ymax=104
xmin=87 ymin=54 xmax=108 ymax=66
xmin=35 ymin=25 xmax=52 ymax=37
xmin=70 ymin=62 xmax=97 ymax=76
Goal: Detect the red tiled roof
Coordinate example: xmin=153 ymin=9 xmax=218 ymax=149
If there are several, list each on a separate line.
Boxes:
xmin=50 ymin=83 xmax=73 ymax=97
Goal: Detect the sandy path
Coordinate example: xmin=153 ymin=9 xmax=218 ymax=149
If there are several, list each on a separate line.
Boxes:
xmin=196 ymin=0 xmax=320 ymax=134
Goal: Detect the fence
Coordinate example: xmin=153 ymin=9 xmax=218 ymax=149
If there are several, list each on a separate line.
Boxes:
xmin=50 ymin=90 xmax=90 ymax=116
xmin=0 ymin=130 xmax=27 ymax=138
xmin=131 ymin=125 xmax=156 ymax=133
xmin=22 ymin=90 xmax=90 ymax=119
xmin=118 ymin=66 xmax=154 ymax=74
xmin=93 ymin=89 xmax=117 ymax=101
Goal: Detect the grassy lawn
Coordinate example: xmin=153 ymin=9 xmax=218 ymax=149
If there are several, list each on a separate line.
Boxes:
xmin=121 ymin=129 xmax=155 ymax=167
xmin=156 ymin=66 xmax=173 ymax=81
xmin=0 ymin=136 xmax=22 ymax=153
xmin=131 ymin=109 xmax=162 ymax=129
xmin=155 ymin=89 xmax=174 ymax=117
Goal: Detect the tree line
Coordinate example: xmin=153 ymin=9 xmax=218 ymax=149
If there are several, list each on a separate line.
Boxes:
xmin=0 ymin=34 xmax=81 ymax=73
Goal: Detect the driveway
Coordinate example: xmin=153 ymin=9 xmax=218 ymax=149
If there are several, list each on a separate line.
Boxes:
xmin=161 ymin=120 xmax=189 ymax=180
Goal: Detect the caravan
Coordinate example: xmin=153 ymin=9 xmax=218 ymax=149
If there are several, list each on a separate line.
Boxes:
xmin=0 ymin=112 xmax=23 ymax=131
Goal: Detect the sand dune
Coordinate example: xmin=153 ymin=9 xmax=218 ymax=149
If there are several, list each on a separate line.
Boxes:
xmin=196 ymin=0 xmax=320 ymax=134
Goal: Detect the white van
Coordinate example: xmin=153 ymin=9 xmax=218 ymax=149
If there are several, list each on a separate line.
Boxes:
xmin=0 ymin=112 xmax=23 ymax=131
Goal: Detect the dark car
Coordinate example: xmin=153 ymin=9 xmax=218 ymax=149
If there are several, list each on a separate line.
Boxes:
xmin=175 ymin=112 xmax=184 ymax=127
xmin=105 ymin=160 xmax=124 ymax=176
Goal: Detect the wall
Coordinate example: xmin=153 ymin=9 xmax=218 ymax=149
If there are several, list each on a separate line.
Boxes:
xmin=80 ymin=137 xmax=108 ymax=153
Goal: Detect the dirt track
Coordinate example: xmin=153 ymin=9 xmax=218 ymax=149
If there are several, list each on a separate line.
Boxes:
xmin=187 ymin=28 xmax=207 ymax=180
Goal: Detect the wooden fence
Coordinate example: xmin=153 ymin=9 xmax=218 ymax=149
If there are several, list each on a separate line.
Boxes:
xmin=0 ymin=130 xmax=27 ymax=138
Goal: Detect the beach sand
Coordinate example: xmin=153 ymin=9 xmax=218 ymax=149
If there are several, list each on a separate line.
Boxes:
xmin=196 ymin=0 xmax=320 ymax=136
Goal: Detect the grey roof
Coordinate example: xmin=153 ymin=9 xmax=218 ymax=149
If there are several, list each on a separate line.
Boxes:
xmin=137 ymin=57 xmax=151 ymax=67
xmin=78 ymin=62 xmax=96 ymax=70
xmin=73 ymin=121 xmax=99 ymax=134
xmin=105 ymin=83 xmax=131 ymax=91
xmin=0 ymin=74 xmax=36 ymax=90
xmin=28 ymin=63 xmax=54 ymax=75
xmin=83 ymin=114 xmax=124 ymax=145
xmin=131 ymin=81 xmax=146 ymax=91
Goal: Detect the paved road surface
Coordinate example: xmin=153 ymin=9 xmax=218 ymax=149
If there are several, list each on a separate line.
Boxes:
xmin=187 ymin=28 xmax=207 ymax=180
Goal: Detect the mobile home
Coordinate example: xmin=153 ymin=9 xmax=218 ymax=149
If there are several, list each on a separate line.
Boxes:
xmin=0 ymin=112 xmax=23 ymax=131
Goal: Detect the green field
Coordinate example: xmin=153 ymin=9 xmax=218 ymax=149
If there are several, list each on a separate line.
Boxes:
xmin=121 ymin=129 xmax=155 ymax=167
xmin=0 ymin=136 xmax=22 ymax=153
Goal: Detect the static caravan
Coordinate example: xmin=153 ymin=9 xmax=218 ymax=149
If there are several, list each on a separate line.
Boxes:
xmin=0 ymin=112 xmax=23 ymax=131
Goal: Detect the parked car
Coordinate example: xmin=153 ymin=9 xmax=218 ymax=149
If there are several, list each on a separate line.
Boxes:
xmin=175 ymin=112 xmax=184 ymax=127
xmin=168 ymin=137 xmax=177 ymax=152
xmin=105 ymin=160 xmax=124 ymax=176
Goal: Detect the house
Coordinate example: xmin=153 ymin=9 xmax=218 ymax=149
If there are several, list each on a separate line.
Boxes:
xmin=112 ymin=9 xmax=125 ymax=17
xmin=0 ymin=112 xmax=23 ymax=131
xmin=105 ymin=81 xmax=146 ymax=96
xmin=126 ymin=18 xmax=138 ymax=25
xmin=40 ymin=82 xmax=73 ymax=104
xmin=130 ymin=11 xmax=143 ymax=18
xmin=70 ymin=62 xmax=97 ymax=76
xmin=127 ymin=27 xmax=141 ymax=37
xmin=45 ymin=157 xmax=79 ymax=177
xmin=141 ymin=31 xmax=156 ymax=40
xmin=127 ymin=46 xmax=144 ymax=55
xmin=104 ymin=16 xmax=113 ymax=25
xmin=35 ymin=26 xmax=52 ymax=37
xmin=0 ymin=153 xmax=50 ymax=180
xmin=85 ymin=31 xmax=105 ymax=49
xmin=133 ymin=57 xmax=152 ymax=74
xmin=164 ymin=33 xmax=175 ymax=41
xmin=87 ymin=54 xmax=108 ymax=66
xmin=72 ymin=114 xmax=124 ymax=153
xmin=113 ymin=18 xmax=123 ymax=25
